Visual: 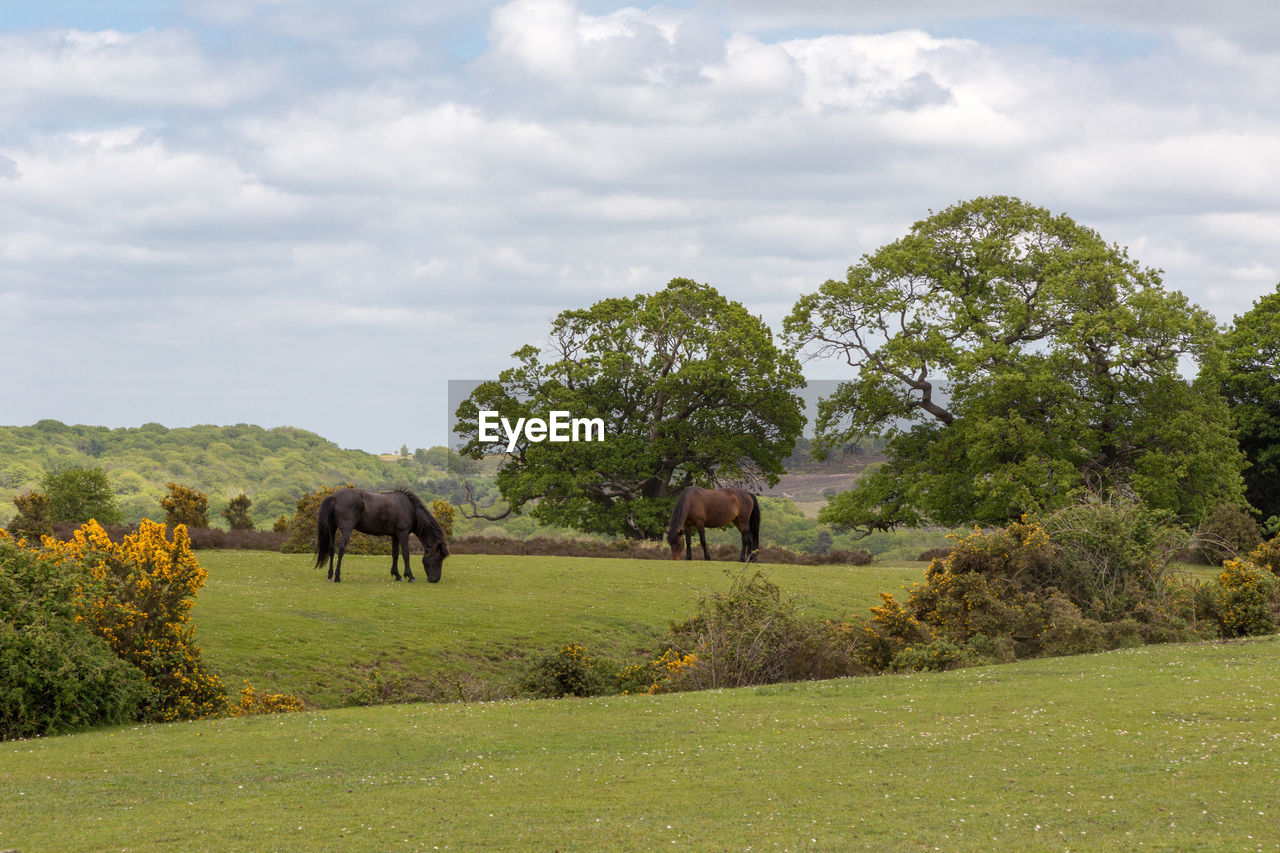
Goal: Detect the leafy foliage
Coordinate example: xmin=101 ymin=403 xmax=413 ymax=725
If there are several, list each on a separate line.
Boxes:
xmin=665 ymin=569 xmax=856 ymax=688
xmin=161 ymin=482 xmax=210 ymax=528
xmin=1208 ymin=559 xmax=1279 ymax=638
xmin=45 ymin=520 xmax=228 ymax=721
xmin=854 ymin=507 xmax=1206 ymax=673
xmin=0 ymin=421 xmax=468 ymax=531
xmin=0 ymin=532 xmax=150 ymax=740
xmin=221 ymin=494 xmax=254 ymax=530
xmin=1221 ymin=283 xmax=1280 ymax=521
xmin=43 ymin=467 xmax=121 ymax=525
xmin=7 ymin=491 xmax=52 ymax=541
xmin=455 ymin=278 xmax=805 ymax=539
xmin=431 ymin=499 xmax=456 ymax=539
xmin=1042 ymin=493 xmax=1189 ymax=620
xmin=1195 ymin=502 xmax=1263 ymax=566
xmin=519 ymin=643 xmax=612 ymax=699
xmin=786 ymin=195 xmax=1246 ymax=535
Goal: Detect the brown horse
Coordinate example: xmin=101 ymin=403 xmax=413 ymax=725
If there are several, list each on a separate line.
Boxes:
xmin=667 ymin=486 xmax=760 ymax=561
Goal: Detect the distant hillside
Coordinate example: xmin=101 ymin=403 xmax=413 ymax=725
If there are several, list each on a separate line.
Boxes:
xmin=0 ymin=420 xmax=483 ymax=529
xmin=0 ymin=421 xmax=886 ymax=553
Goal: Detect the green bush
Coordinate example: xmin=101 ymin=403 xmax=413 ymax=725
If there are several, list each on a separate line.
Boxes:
xmin=7 ymin=491 xmax=53 ymax=541
xmin=1212 ymin=560 xmax=1278 ymax=638
xmin=666 ymin=569 xmax=855 ymax=689
xmin=43 ymin=467 xmax=121 ymax=525
xmin=1247 ymin=538 xmax=1280 ymax=576
xmin=889 ymin=639 xmax=971 ymax=672
xmin=1195 ymin=503 xmax=1263 ymax=566
xmin=1043 ymin=494 xmax=1188 ymax=620
xmin=855 ymin=508 xmax=1200 ymax=674
xmin=0 ymin=535 xmax=150 ymax=740
xmin=519 ymin=643 xmax=611 ymax=699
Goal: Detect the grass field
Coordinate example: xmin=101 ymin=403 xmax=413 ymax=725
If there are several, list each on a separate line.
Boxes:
xmin=4 ymin=551 xmax=1279 ymax=851
xmin=191 ymin=551 xmax=921 ymax=707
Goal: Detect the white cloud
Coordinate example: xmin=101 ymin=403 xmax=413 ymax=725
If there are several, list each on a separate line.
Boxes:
xmin=0 ymin=28 xmax=266 ymax=112
xmin=2 ymin=0 xmax=1278 ymax=451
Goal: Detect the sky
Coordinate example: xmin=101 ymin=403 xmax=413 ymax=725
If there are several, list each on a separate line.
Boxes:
xmin=2 ymin=1 xmax=1278 ymax=454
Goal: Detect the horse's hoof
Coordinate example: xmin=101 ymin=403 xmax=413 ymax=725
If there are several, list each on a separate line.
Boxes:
xmin=406 ymin=576 xmax=416 ymax=583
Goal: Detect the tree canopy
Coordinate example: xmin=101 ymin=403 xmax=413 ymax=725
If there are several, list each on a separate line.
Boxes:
xmin=454 ymin=278 xmax=806 ymax=539
xmin=785 ymin=195 xmax=1245 ymax=535
xmin=1222 ymin=283 xmax=1280 ymax=523
xmin=43 ymin=467 xmax=122 ymax=526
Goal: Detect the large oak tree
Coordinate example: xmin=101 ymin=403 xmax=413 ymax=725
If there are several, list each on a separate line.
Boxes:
xmin=784 ymin=196 xmax=1245 ymax=536
xmin=454 ymin=278 xmax=805 ymax=539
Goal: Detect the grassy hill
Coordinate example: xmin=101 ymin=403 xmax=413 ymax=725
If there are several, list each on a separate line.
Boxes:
xmin=0 ymin=420 xmax=915 ymax=556
xmin=0 ymin=420 xmax=480 ymax=530
xmin=3 ymin=549 xmax=1278 ymax=850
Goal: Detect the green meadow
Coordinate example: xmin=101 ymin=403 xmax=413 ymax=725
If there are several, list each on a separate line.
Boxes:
xmin=4 ymin=552 xmax=1280 ymax=851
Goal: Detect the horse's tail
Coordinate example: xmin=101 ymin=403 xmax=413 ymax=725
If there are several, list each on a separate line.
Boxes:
xmin=314 ymin=494 xmax=337 ymax=569
xmin=748 ymin=493 xmax=761 ymax=551
xmin=666 ymin=488 xmax=690 ymax=546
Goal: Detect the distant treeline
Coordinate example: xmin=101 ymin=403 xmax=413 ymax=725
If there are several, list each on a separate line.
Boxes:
xmin=1 ymin=420 xmax=926 ymax=558
xmin=0 ymin=420 xmax=485 ymax=530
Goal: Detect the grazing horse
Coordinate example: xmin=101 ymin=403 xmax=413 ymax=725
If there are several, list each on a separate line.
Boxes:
xmin=314 ymin=487 xmax=449 ymax=583
xmin=666 ymin=486 xmax=760 ymax=562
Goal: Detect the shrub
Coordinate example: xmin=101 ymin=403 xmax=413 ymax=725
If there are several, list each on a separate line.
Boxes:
xmin=46 ymin=520 xmax=228 ymax=721
xmin=221 ymin=494 xmax=255 ymax=531
xmin=431 ymin=499 xmax=456 ymax=539
xmin=1042 ymin=494 xmax=1188 ymax=620
xmin=889 ymin=639 xmax=971 ymax=672
xmin=1248 ymin=538 xmax=1280 ymax=576
xmin=160 ymin=482 xmax=210 ymax=528
xmin=1195 ymin=503 xmax=1263 ymax=565
xmin=7 ymin=491 xmax=53 ymax=541
xmin=852 ymin=508 xmax=1199 ymax=673
xmin=233 ymin=681 xmax=305 ymax=715
xmin=0 ymin=532 xmax=151 ymax=740
xmin=855 ymin=592 xmax=933 ymax=671
xmin=666 ymin=569 xmax=851 ymax=689
xmin=520 ymin=643 xmax=611 ymax=699
xmin=1212 ymin=559 xmax=1278 ymax=638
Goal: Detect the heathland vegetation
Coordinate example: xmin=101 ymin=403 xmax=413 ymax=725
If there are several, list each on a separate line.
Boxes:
xmin=4 ymin=548 xmax=1280 ymax=850
xmin=5 ymin=195 xmax=1280 ymax=850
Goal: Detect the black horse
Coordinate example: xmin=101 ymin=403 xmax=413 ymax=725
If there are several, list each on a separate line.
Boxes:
xmin=315 ymin=487 xmax=449 ymax=583
xmin=666 ymin=486 xmax=760 ymax=562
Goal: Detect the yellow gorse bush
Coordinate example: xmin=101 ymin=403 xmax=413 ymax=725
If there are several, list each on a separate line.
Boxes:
xmin=44 ymin=519 xmax=228 ymax=721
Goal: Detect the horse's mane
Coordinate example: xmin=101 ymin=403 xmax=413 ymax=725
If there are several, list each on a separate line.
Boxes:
xmin=666 ymin=487 xmax=691 ymax=545
xmin=391 ymin=488 xmax=445 ymax=544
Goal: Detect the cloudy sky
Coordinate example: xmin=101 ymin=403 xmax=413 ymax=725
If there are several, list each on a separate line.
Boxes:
xmin=3 ymin=1 xmax=1277 ymax=453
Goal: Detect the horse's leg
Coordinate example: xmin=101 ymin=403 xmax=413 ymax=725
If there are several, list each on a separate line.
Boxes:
xmin=401 ymin=531 xmax=415 ymax=582
xmin=335 ymin=527 xmax=354 ymax=583
xmin=698 ymin=525 xmax=710 ymax=560
xmin=683 ymin=528 xmax=692 ymax=561
xmin=390 ymin=535 xmax=402 ymax=581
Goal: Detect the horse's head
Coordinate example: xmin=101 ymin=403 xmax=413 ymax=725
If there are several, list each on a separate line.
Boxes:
xmin=667 ymin=532 xmax=683 ymax=560
xmin=422 ymin=538 xmax=448 ymax=583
